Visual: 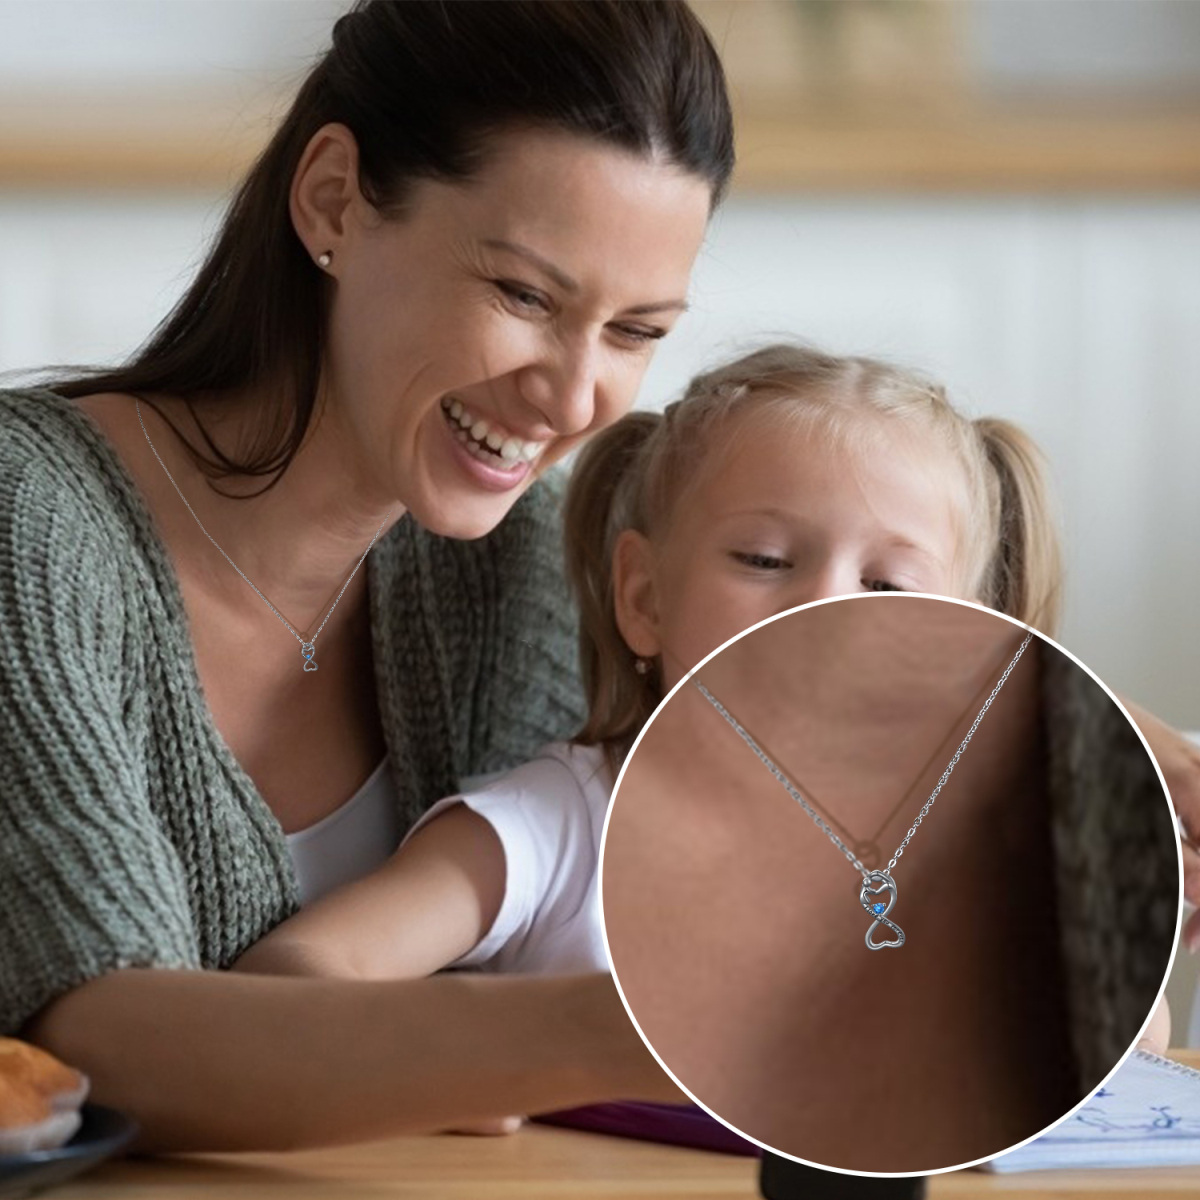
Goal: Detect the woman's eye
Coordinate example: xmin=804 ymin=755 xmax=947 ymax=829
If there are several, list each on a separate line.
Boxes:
xmin=732 ymin=551 xmax=790 ymax=571
xmin=866 ymin=579 xmax=904 ymax=592
xmin=611 ymin=323 xmax=667 ymax=347
xmin=494 ymin=280 xmax=550 ymax=313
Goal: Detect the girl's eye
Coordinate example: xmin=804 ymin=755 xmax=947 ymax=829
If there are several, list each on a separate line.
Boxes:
xmin=731 ymin=551 xmax=790 ymax=571
xmin=866 ymin=579 xmax=904 ymax=592
xmin=494 ymin=280 xmax=550 ymax=313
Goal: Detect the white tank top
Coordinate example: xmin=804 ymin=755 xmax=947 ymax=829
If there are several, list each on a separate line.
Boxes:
xmin=284 ymin=756 xmax=402 ymax=906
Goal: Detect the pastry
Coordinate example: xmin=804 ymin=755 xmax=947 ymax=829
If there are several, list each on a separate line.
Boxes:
xmin=0 ymin=1038 xmax=89 ymax=1156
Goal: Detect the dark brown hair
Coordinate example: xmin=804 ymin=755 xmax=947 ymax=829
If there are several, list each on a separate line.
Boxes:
xmin=10 ymin=0 xmax=734 ymax=498
xmin=564 ymin=342 xmax=1063 ymax=768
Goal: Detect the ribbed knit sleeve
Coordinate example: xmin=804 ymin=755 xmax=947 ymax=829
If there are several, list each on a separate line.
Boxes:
xmin=382 ymin=467 xmax=589 ymax=813
xmin=0 ymin=439 xmax=200 ymax=1036
xmin=465 ymin=467 xmax=590 ymax=774
xmin=1039 ymin=643 xmax=1180 ymax=1097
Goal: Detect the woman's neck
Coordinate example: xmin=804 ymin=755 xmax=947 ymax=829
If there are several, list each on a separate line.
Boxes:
xmin=603 ymin=599 xmax=1073 ymax=1169
xmin=673 ymin=597 xmax=1040 ymax=873
xmin=129 ymin=388 xmax=404 ymax=626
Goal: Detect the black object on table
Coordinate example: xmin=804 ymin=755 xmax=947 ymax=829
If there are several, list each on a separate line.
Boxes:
xmin=760 ymin=1153 xmax=928 ymax=1199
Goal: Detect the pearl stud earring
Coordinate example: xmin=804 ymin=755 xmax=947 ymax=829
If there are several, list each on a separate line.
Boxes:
xmin=316 ymin=251 xmax=333 ymax=268
xmin=634 ymin=657 xmax=653 ymax=676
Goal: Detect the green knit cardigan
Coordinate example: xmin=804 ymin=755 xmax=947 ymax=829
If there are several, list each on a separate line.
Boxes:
xmin=0 ymin=387 xmax=587 ymax=1035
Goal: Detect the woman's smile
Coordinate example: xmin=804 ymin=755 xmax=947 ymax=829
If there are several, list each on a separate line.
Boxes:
xmin=440 ymin=396 xmax=546 ymax=465
xmin=437 ymin=395 xmax=542 ymax=493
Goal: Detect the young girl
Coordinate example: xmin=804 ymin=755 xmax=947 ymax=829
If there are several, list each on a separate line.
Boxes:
xmin=232 ymin=342 xmax=1173 ymax=1132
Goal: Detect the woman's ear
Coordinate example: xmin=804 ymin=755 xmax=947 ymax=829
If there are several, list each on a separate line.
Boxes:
xmin=290 ymin=122 xmax=360 ymax=267
xmin=612 ymin=528 xmax=662 ymax=659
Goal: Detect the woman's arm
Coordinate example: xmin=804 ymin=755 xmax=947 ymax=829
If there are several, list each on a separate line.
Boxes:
xmin=24 ymin=966 xmax=685 ymax=1153
xmin=234 ymin=803 xmax=505 ymax=979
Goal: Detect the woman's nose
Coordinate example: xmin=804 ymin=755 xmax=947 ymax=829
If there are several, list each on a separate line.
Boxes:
xmin=517 ymin=337 xmax=599 ymax=437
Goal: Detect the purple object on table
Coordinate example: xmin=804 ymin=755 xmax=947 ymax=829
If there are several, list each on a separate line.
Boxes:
xmin=531 ymin=1101 xmax=761 ymax=1156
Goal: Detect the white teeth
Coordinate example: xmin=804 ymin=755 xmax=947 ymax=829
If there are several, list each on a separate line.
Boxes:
xmin=442 ymin=397 xmax=545 ymax=466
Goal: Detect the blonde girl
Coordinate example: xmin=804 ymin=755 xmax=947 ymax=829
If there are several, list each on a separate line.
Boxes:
xmin=567 ymin=341 xmax=1062 ymax=771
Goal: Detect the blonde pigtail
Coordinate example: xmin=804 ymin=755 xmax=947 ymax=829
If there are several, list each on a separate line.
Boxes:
xmin=975 ymin=417 xmax=1064 ymax=637
xmin=562 ymin=412 xmax=663 ymax=771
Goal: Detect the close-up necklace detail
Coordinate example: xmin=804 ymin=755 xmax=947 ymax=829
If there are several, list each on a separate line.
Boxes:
xmin=693 ymin=630 xmax=1034 ymax=951
xmin=135 ymin=396 xmax=395 ymax=675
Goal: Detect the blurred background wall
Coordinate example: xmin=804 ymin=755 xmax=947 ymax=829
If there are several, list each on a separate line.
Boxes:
xmin=1 ymin=0 xmax=1197 ymax=1031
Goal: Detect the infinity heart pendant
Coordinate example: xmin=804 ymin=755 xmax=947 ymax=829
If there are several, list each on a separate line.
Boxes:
xmin=301 ymin=640 xmax=319 ymax=673
xmin=859 ymin=870 xmax=904 ymax=950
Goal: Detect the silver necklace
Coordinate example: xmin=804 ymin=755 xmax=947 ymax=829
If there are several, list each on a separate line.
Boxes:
xmin=135 ymin=396 xmax=394 ymax=675
xmin=693 ymin=631 xmax=1033 ymax=950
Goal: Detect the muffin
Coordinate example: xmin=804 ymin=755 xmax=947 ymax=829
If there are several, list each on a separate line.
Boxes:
xmin=0 ymin=1038 xmax=89 ymax=1155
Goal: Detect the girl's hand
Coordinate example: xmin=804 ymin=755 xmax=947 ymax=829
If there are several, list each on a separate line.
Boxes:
xmin=1136 ymin=993 xmax=1172 ymax=1056
xmin=1121 ymin=698 xmax=1200 ymax=950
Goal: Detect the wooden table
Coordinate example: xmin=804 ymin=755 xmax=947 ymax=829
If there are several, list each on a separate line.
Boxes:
xmin=53 ymin=1122 xmax=761 ymax=1199
xmin=50 ymin=1052 xmax=1200 ymax=1199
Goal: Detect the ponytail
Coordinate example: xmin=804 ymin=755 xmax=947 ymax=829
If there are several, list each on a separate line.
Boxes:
xmin=975 ymin=417 xmax=1063 ymax=636
xmin=562 ymin=411 xmax=662 ymax=769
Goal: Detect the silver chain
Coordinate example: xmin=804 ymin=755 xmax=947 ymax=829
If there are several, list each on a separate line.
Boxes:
xmin=135 ymin=396 xmax=394 ymax=667
xmin=693 ymin=630 xmax=1034 ymax=881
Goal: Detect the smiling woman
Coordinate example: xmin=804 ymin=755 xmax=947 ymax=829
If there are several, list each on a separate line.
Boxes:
xmin=0 ymin=0 xmax=732 ymax=1154
xmin=294 ymin=121 xmax=713 ymax=541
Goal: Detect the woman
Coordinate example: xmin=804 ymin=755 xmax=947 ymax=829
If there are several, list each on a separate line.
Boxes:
xmin=0 ymin=0 xmax=730 ymax=1152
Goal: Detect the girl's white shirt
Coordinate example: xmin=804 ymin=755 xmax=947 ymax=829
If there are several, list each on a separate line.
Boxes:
xmin=284 ymin=741 xmax=613 ymax=975
xmin=400 ymin=741 xmax=613 ymax=976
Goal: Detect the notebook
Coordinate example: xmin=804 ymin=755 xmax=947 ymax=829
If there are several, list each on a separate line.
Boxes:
xmin=531 ymin=1101 xmax=761 ymax=1156
xmin=981 ymin=1049 xmax=1200 ymax=1172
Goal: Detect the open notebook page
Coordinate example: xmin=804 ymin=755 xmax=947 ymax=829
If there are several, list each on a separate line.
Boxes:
xmin=981 ymin=1049 xmax=1200 ymax=1172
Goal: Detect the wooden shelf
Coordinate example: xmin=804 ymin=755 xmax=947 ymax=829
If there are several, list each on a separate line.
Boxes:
xmin=0 ymin=87 xmax=282 ymax=191
xmin=3 ymin=88 xmax=1200 ymax=192
xmin=733 ymin=103 xmax=1200 ymax=192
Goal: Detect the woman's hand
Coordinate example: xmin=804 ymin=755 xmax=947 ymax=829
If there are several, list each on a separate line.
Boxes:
xmin=440 ymin=1115 xmax=525 ymax=1135
xmin=438 ymin=972 xmax=687 ymax=1136
xmin=582 ymin=972 xmax=690 ymax=1104
xmin=1121 ymin=698 xmax=1200 ymax=950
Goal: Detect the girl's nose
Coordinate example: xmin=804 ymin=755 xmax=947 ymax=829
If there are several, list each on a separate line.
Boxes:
xmin=517 ymin=338 xmax=598 ymax=438
xmin=792 ymin=561 xmax=862 ymax=608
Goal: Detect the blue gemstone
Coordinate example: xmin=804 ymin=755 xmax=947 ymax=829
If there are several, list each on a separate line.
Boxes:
xmin=872 ymin=902 xmax=885 ymax=914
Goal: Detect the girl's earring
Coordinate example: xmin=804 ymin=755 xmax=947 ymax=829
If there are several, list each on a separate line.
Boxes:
xmin=634 ymin=657 xmax=653 ymax=676
xmin=316 ymin=251 xmax=333 ymax=269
